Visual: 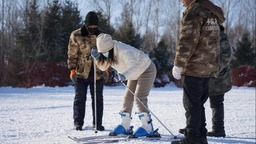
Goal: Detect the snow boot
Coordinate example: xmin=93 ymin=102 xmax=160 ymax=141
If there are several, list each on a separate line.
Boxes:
xmin=74 ymin=125 xmax=82 ymax=131
xmin=207 ymin=129 xmax=226 ymax=137
xmin=109 ymin=112 xmax=133 ymax=136
xmin=207 ymin=106 xmax=226 ymax=137
xmin=132 ymin=112 xmax=159 ymax=138
xmin=171 ymin=136 xmax=203 ymax=144
xmin=93 ymin=125 xmax=105 ymax=131
xmin=179 ymin=128 xmax=186 ymax=134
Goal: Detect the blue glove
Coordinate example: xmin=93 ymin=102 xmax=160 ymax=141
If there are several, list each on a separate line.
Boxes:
xmin=114 ymin=73 xmax=126 ymax=82
xmin=91 ymin=48 xmax=100 ymax=60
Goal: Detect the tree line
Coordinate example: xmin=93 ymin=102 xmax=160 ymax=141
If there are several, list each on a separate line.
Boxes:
xmin=0 ymin=0 xmax=255 ymax=87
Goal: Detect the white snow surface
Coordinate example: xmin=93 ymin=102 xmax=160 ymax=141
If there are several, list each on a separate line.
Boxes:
xmin=0 ymin=84 xmax=255 ymax=144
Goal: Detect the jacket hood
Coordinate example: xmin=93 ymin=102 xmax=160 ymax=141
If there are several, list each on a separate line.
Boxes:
xmin=200 ymin=0 xmax=225 ymax=23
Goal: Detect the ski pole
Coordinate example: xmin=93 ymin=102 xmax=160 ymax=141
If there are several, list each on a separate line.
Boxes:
xmin=119 ymin=80 xmax=177 ymax=138
xmin=93 ymin=59 xmax=98 ymax=133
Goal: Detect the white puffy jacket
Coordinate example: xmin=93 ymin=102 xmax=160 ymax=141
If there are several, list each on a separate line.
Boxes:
xmin=96 ymin=40 xmax=151 ymax=80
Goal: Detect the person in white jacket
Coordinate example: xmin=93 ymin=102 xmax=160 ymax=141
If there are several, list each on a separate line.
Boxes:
xmin=91 ymin=33 xmax=157 ymax=138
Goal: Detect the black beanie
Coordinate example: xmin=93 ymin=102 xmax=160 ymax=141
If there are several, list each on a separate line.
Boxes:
xmin=84 ymin=11 xmax=98 ymax=26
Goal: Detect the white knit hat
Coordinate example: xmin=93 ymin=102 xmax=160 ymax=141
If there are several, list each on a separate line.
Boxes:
xmin=96 ymin=33 xmax=114 ymax=53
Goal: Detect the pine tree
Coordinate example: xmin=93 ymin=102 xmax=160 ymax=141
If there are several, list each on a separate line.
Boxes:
xmin=233 ymin=32 xmax=255 ymax=66
xmin=13 ymin=0 xmax=44 ymax=87
xmin=96 ymin=11 xmax=115 ymax=35
xmin=150 ymin=38 xmax=172 ymax=74
xmin=42 ymin=0 xmax=81 ymax=62
xmin=15 ymin=0 xmax=43 ymax=62
xmin=42 ymin=0 xmax=62 ymax=62
xmin=60 ymin=0 xmax=81 ymax=62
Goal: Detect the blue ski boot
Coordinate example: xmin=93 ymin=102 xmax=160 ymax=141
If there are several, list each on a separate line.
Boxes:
xmin=109 ymin=112 xmax=133 ymax=136
xmin=131 ymin=112 xmax=160 ymax=138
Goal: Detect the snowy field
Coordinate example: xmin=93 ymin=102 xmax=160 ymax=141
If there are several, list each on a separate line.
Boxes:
xmin=0 ymin=84 xmax=255 ymax=144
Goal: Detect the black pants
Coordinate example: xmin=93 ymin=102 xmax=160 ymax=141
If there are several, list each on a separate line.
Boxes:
xmin=73 ymin=78 xmax=104 ymax=126
xmin=182 ymin=76 xmax=209 ymax=138
xmin=209 ymin=94 xmax=225 ymax=131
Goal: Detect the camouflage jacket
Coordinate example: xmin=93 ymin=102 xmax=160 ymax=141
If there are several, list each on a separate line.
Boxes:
xmin=67 ymin=28 xmax=106 ymax=80
xmin=174 ymin=0 xmax=225 ymax=77
xmin=209 ymin=31 xmax=232 ymax=96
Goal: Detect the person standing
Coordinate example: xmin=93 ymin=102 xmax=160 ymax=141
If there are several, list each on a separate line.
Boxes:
xmin=91 ymin=33 xmax=158 ymax=138
xmin=67 ymin=11 xmax=106 ymax=131
xmin=207 ymin=25 xmax=232 ymax=137
xmin=178 ymin=25 xmax=232 ymax=138
xmin=171 ymin=0 xmax=225 ymax=144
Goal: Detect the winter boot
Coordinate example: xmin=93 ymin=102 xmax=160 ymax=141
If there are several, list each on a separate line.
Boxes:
xmin=74 ymin=125 xmax=82 ymax=131
xmin=200 ymin=137 xmax=209 ymax=144
xmin=171 ymin=136 xmax=202 ymax=144
xmin=109 ymin=112 xmax=133 ymax=136
xmin=207 ymin=130 xmax=226 ymax=137
xmin=179 ymin=128 xmax=186 ymax=134
xmin=207 ymin=107 xmax=226 ymax=137
xmin=133 ymin=112 xmax=158 ymax=137
xmin=93 ymin=125 xmax=105 ymax=131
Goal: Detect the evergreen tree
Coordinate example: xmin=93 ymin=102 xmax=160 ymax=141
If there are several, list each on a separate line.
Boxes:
xmin=96 ymin=11 xmax=115 ymax=35
xmin=42 ymin=0 xmax=62 ymax=62
xmin=42 ymin=0 xmax=82 ymax=62
xmin=233 ymin=32 xmax=255 ymax=66
xmin=150 ymin=38 xmax=172 ymax=74
xmin=14 ymin=0 xmax=43 ymax=62
xmin=60 ymin=0 xmax=81 ymax=62
xmin=12 ymin=0 xmax=43 ymax=87
xmin=141 ymin=30 xmax=156 ymax=53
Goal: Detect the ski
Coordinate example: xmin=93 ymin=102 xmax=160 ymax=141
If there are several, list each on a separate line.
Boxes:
xmin=67 ymin=127 xmax=183 ymax=143
xmin=67 ymin=134 xmax=128 ymax=143
xmin=67 ymin=134 xmax=182 ymax=143
xmin=67 ymin=135 xmax=82 ymax=143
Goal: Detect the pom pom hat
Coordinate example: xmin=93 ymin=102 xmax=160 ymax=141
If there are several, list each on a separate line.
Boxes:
xmin=96 ymin=34 xmax=114 ymax=53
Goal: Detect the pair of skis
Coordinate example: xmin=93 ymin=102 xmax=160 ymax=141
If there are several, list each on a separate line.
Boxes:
xmin=68 ymin=133 xmax=179 ymax=144
xmin=67 ymin=126 xmax=181 ymax=143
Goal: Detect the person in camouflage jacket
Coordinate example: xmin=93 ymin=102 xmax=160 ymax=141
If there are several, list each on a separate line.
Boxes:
xmin=207 ymin=25 xmax=232 ymax=137
xmin=172 ymin=0 xmax=225 ymax=144
xmin=178 ymin=25 xmax=232 ymax=138
xmin=67 ymin=11 xmax=106 ymax=131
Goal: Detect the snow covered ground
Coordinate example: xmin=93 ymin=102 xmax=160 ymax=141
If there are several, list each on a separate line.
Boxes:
xmin=0 ymin=84 xmax=255 ymax=144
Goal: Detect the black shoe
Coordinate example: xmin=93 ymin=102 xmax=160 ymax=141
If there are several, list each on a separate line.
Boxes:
xmin=200 ymin=137 xmax=208 ymax=144
xmin=94 ymin=125 xmax=105 ymax=131
xmin=207 ymin=130 xmax=226 ymax=137
xmin=74 ymin=125 xmax=82 ymax=131
xmin=179 ymin=128 xmax=186 ymax=134
xmin=171 ymin=136 xmax=201 ymax=144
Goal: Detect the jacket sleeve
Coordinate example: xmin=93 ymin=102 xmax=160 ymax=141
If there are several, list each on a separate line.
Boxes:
xmin=67 ymin=32 xmax=79 ymax=70
xmin=219 ymin=32 xmax=232 ymax=72
xmin=174 ymin=11 xmax=203 ymax=68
